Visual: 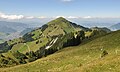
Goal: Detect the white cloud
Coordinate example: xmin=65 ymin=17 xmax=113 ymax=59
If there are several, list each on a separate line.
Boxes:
xmin=67 ymin=16 xmax=78 ymax=19
xmin=83 ymin=16 xmax=92 ymax=19
xmin=0 ymin=12 xmax=49 ymax=20
xmin=38 ymin=16 xmax=47 ymax=19
xmin=55 ymin=16 xmax=66 ymax=18
xmin=1 ymin=12 xmax=112 ymax=20
xmin=0 ymin=12 xmax=24 ymax=20
xmin=26 ymin=16 xmax=34 ymax=19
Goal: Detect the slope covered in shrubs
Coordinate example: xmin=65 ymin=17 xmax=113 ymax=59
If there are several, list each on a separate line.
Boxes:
xmin=0 ymin=30 xmax=119 ymax=72
xmin=0 ymin=17 xmax=110 ymax=68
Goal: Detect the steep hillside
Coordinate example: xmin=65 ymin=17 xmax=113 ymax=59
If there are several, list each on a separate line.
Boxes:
xmin=0 ymin=17 xmax=110 ymax=70
xmin=0 ymin=30 xmax=119 ymax=72
xmin=23 ymin=17 xmax=90 ymax=42
xmin=0 ymin=17 xmax=91 ymax=67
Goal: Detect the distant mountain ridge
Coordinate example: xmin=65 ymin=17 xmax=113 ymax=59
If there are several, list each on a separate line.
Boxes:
xmin=0 ymin=21 xmax=29 ymax=32
xmin=91 ymin=27 xmax=111 ymax=33
xmin=110 ymin=23 xmax=120 ymax=30
xmin=20 ymin=28 xmax=34 ymax=36
xmin=0 ymin=21 xmax=30 ymax=40
xmin=0 ymin=25 xmax=16 ymax=34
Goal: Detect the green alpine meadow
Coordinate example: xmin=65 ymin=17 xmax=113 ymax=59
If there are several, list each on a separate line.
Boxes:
xmin=0 ymin=17 xmax=119 ymax=72
xmin=0 ymin=0 xmax=120 ymax=72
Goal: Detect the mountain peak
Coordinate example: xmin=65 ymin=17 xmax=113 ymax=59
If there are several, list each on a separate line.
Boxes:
xmin=56 ymin=17 xmax=67 ymax=21
xmin=47 ymin=17 xmax=69 ymax=25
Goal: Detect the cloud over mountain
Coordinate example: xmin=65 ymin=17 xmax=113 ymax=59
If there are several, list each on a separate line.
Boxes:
xmin=0 ymin=12 xmax=24 ymax=20
xmin=1 ymin=11 xmax=118 ymax=21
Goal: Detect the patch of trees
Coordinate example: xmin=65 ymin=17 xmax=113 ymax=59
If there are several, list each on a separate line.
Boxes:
xmin=45 ymin=48 xmax=58 ymax=56
xmin=45 ymin=31 xmax=85 ymax=56
xmin=25 ymin=47 xmax=46 ymax=62
xmin=26 ymin=51 xmax=37 ymax=62
xmin=0 ymin=54 xmax=18 ymax=67
xmin=0 ymin=31 xmax=86 ymax=67
xmin=13 ymin=51 xmax=27 ymax=64
xmin=36 ymin=40 xmax=39 ymax=44
xmin=63 ymin=31 xmax=85 ymax=47
xmin=23 ymin=33 xmax=34 ymax=42
xmin=0 ymin=37 xmax=26 ymax=53
xmin=0 ymin=42 xmax=11 ymax=53
xmin=41 ymin=24 xmax=48 ymax=32
xmin=63 ymin=36 xmax=80 ymax=47
xmin=35 ymin=47 xmax=45 ymax=58
xmin=91 ymin=30 xmax=107 ymax=37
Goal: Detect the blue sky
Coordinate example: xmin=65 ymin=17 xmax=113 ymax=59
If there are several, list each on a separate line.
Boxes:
xmin=0 ymin=0 xmax=120 ymax=18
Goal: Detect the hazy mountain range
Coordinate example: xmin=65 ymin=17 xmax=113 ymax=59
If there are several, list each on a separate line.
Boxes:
xmin=0 ymin=18 xmax=120 ymax=43
xmin=110 ymin=23 xmax=120 ymax=30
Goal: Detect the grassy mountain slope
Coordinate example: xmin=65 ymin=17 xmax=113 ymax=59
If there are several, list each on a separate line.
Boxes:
xmin=7 ymin=17 xmax=89 ymax=53
xmin=0 ymin=30 xmax=119 ymax=72
xmin=0 ymin=17 xmax=91 ymax=67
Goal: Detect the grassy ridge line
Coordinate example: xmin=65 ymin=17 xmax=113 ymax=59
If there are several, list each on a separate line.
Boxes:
xmin=0 ymin=30 xmax=120 ymax=72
